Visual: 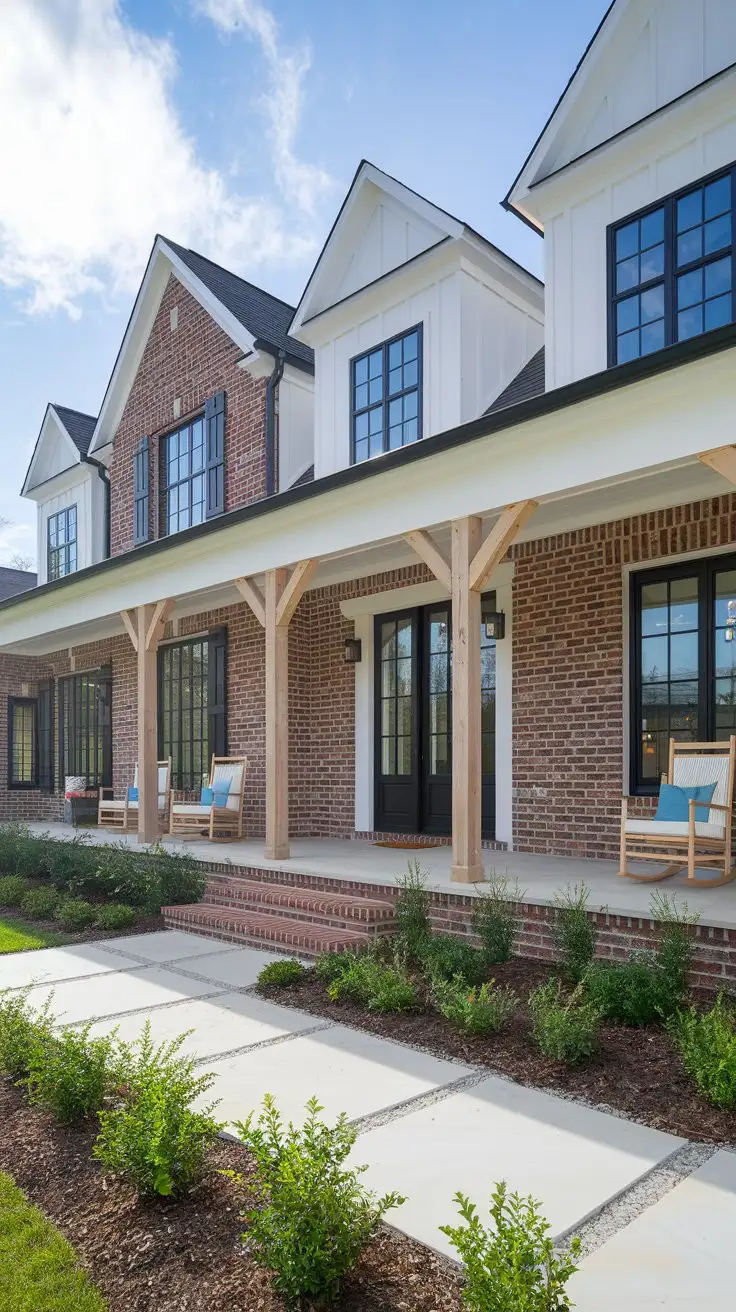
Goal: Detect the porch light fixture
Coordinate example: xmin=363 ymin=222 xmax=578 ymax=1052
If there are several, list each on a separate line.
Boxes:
xmin=344 ymin=637 xmax=362 ymax=664
xmin=483 ymin=611 xmax=506 ymax=641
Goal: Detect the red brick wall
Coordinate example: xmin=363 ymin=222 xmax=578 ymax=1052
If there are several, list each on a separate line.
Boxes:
xmin=109 ymin=275 xmax=267 ymax=557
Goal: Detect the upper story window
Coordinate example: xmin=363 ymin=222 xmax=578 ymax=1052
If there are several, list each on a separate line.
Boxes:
xmin=162 ymin=417 xmax=206 ymax=535
xmin=47 ymin=506 xmax=77 ymax=580
xmin=351 ymin=326 xmax=422 ymax=464
xmin=610 ymin=165 xmax=734 ymax=366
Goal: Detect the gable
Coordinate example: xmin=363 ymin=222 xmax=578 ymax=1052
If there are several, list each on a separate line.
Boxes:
xmin=22 ymin=406 xmax=81 ymax=497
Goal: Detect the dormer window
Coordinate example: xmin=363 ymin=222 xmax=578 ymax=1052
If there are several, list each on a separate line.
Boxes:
xmin=609 ymin=165 xmax=734 ymax=366
xmin=47 ymin=506 xmax=77 ymax=580
xmin=351 ymin=326 xmax=422 ymax=464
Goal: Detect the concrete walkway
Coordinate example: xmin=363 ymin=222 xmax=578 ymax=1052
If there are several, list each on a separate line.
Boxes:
xmin=1 ymin=929 xmax=731 ymax=1308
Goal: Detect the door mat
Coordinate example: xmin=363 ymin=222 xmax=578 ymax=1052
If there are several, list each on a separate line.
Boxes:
xmin=374 ymin=840 xmax=443 ymax=849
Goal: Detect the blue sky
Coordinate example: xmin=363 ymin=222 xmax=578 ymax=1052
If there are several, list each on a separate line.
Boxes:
xmin=0 ymin=0 xmax=608 ymax=567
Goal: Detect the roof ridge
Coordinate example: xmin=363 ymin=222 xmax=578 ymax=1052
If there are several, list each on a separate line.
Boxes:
xmin=159 ymin=236 xmax=298 ymax=313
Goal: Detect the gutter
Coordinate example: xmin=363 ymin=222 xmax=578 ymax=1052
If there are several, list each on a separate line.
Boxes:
xmin=264 ymin=348 xmax=286 ymax=497
xmin=82 ymin=455 xmax=111 ymax=559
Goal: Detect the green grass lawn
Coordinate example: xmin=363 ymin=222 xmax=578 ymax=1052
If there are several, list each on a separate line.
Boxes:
xmin=0 ymin=917 xmax=70 ymax=954
xmin=0 ymin=1172 xmax=106 ymax=1310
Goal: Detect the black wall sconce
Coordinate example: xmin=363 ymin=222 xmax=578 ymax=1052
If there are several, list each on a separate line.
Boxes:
xmin=344 ymin=637 xmax=363 ymax=664
xmin=483 ymin=611 xmax=506 ymax=641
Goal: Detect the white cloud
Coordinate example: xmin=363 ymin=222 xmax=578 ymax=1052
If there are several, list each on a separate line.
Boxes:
xmin=194 ymin=0 xmax=332 ymax=214
xmin=0 ymin=0 xmax=329 ymax=317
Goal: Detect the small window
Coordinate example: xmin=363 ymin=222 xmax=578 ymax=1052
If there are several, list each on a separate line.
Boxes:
xmin=610 ymin=165 xmax=734 ymax=364
xmin=47 ymin=506 xmax=77 ymax=580
xmin=161 ymin=418 xmax=207 ymax=535
xmin=8 ymin=697 xmax=38 ymax=789
xmin=351 ymin=326 xmax=422 ymax=464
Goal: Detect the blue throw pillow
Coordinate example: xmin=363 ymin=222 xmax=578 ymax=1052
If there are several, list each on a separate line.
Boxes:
xmin=214 ymin=789 xmax=230 ymax=808
xmin=655 ymin=782 xmax=717 ymax=823
xmin=127 ymin=786 xmax=138 ymax=802
xmin=200 ymin=786 xmax=214 ymax=805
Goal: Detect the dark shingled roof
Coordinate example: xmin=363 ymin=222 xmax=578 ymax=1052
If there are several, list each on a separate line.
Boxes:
xmin=53 ymin=405 xmax=97 ymax=456
xmin=161 ymin=238 xmax=314 ymax=370
xmin=289 ymin=464 xmax=315 ymax=489
xmin=0 ymin=567 xmax=37 ymax=600
xmin=485 ymin=347 xmax=545 ymax=414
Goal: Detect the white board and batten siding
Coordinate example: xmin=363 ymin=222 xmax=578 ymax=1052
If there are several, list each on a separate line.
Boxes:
xmin=35 ymin=468 xmax=106 ymax=585
xmin=277 ymin=367 xmax=315 ymax=492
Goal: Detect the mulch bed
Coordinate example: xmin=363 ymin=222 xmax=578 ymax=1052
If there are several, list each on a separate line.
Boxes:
xmin=0 ymin=904 xmax=164 ymax=946
xmin=261 ymin=958 xmax=736 ymax=1146
xmin=0 ymin=1081 xmax=462 ymax=1312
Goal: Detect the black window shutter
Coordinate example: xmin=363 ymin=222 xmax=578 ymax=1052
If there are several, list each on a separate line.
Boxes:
xmin=38 ymin=679 xmax=55 ymax=793
xmin=207 ymin=627 xmax=228 ymax=758
xmin=133 ymin=436 xmax=150 ymax=544
xmin=204 ymin=391 xmax=225 ymax=519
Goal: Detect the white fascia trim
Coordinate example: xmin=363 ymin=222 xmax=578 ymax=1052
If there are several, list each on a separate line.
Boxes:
xmin=88 ymin=237 xmax=256 ymax=454
xmin=21 ymin=406 xmax=81 ymax=497
xmin=340 ymin=563 xmax=515 ymax=618
xmin=238 ymin=347 xmax=277 ymax=380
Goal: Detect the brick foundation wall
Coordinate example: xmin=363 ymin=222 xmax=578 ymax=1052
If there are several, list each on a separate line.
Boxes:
xmin=109 ymin=275 xmax=268 ymax=557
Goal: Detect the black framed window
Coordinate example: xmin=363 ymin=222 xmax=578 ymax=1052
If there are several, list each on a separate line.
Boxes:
xmin=351 ymin=326 xmax=422 ymax=464
xmin=631 ymin=555 xmax=736 ymax=792
xmin=47 ymin=506 xmax=77 ymax=580
xmin=609 ymin=164 xmax=734 ymax=365
xmin=162 ymin=417 xmax=206 ymax=535
xmin=58 ymin=668 xmax=112 ymax=789
xmin=8 ymin=697 xmax=38 ymax=789
xmin=158 ymin=628 xmax=227 ymax=790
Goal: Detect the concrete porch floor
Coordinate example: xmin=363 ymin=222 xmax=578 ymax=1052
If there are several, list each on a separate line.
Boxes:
xmin=26 ymin=823 xmax=736 ymax=930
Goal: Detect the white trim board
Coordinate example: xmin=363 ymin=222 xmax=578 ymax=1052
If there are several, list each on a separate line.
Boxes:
xmin=340 ymin=564 xmax=515 ymax=619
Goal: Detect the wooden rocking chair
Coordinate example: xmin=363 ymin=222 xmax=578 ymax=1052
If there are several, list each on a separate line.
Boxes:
xmin=619 ymin=736 xmax=736 ymax=888
xmin=169 ymin=755 xmax=247 ymax=842
xmin=98 ymin=759 xmax=172 ymax=833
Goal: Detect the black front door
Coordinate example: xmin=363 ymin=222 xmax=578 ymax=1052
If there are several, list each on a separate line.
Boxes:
xmin=374 ymin=600 xmax=497 ymax=837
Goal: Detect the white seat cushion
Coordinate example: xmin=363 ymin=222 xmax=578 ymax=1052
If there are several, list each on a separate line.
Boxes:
xmin=625 ymin=818 xmax=725 ymax=840
xmin=171 ymin=803 xmax=211 ymax=817
xmin=100 ymin=799 xmax=127 ymax=811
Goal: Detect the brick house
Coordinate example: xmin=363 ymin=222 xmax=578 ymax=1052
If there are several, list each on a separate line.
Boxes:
xmin=3 ymin=0 xmax=736 ymax=892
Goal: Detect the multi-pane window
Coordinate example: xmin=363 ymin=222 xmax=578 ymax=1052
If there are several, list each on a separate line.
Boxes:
xmin=427 ymin=609 xmax=451 ymax=777
xmin=378 ymin=616 xmax=414 ymax=776
xmin=158 ymin=630 xmax=227 ymax=791
xmin=59 ymin=669 xmax=112 ymax=789
xmin=352 ymin=327 xmax=421 ymax=464
xmin=631 ymin=556 xmax=736 ymax=792
xmin=610 ymin=165 xmax=734 ymax=365
xmin=162 ymin=418 xmax=206 ymax=535
xmin=8 ymin=698 xmax=38 ymax=788
xmin=47 ymin=506 xmax=77 ymax=580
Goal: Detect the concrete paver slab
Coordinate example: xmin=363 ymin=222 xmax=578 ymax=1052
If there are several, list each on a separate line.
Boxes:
xmin=176 ymin=946 xmax=284 ymax=989
xmin=86 ymin=989 xmax=322 ymax=1059
xmin=27 ymin=965 xmax=222 ymax=1026
xmin=202 ymin=1023 xmax=472 ymax=1128
xmin=0 ymin=942 xmax=145 ymax=991
xmin=570 ymin=1150 xmax=736 ymax=1311
xmin=96 ymin=930 xmax=241 ymax=964
xmin=356 ymin=1075 xmax=684 ymax=1259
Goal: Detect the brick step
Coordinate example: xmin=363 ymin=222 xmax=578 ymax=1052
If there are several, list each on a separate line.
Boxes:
xmin=202 ymin=878 xmax=396 ymax=933
xmin=162 ymin=902 xmax=374 ymax=958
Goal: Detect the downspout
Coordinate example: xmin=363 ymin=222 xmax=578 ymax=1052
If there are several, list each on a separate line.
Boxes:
xmin=265 ymin=348 xmax=286 ymax=497
xmin=82 ymin=455 xmax=111 ymax=559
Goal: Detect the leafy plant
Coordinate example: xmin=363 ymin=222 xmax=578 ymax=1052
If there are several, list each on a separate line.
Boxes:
xmin=529 ymin=978 xmax=601 ymax=1065
xmin=433 ymin=975 xmax=518 ymax=1035
xmin=440 ymin=1181 xmax=581 ymax=1312
xmin=54 ymin=899 xmax=96 ymax=932
xmin=668 ymin=994 xmax=736 ymax=1110
xmin=20 ymin=888 xmax=59 ymax=921
xmin=552 ymin=884 xmax=597 ymax=984
xmin=0 ymin=824 xmax=45 ymax=879
xmin=326 ymin=950 xmax=417 ymax=1013
xmin=94 ymin=903 xmax=137 ymax=932
xmin=419 ymin=933 xmax=487 ymax=985
xmin=0 ymin=875 xmax=31 ymax=908
xmin=395 ymin=860 xmax=431 ymax=959
xmin=0 ymin=988 xmax=54 ymax=1081
xmin=143 ymin=843 xmax=207 ymax=912
xmin=314 ymin=950 xmax=355 ymax=984
xmin=232 ymin=1094 xmax=404 ymax=1306
xmin=25 ymin=1022 xmax=121 ymax=1123
xmin=93 ymin=1022 xmax=222 ymax=1197
xmin=471 ymin=873 xmax=520 ymax=965
xmin=652 ymin=891 xmax=698 ymax=1008
xmin=257 ymin=958 xmax=306 ymax=988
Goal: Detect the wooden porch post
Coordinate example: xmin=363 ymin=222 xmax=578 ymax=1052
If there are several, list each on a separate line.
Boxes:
xmin=121 ymin=599 xmax=173 ymax=845
xmin=451 ymin=517 xmax=483 ymax=882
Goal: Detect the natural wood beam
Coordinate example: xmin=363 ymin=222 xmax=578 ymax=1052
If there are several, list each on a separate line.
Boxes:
xmin=699 ymin=446 xmax=736 ymax=485
xmin=265 ymin=568 xmax=289 ymax=860
xmin=276 ymin=558 xmax=318 ymax=628
xmin=234 ymin=575 xmax=266 ymax=628
xmin=120 ymin=609 xmax=139 ymax=652
xmin=451 ymin=516 xmax=484 ymax=884
xmin=469 ymin=500 xmax=538 ymax=593
xmin=145 ymin=598 xmax=173 ymax=651
xmin=403 ymin=530 xmax=452 ymax=592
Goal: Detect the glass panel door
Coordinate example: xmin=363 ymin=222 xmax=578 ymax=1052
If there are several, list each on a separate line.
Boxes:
xmin=422 ymin=606 xmax=452 ymax=835
xmin=374 ymin=611 xmax=419 ymax=832
xmin=714 ymin=567 xmax=736 ymax=740
xmin=638 ymin=574 xmax=699 ymax=784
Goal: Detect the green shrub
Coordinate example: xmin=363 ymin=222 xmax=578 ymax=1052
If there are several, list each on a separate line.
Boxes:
xmin=40 ymin=833 xmax=101 ymax=893
xmin=419 ymin=933 xmax=487 ymax=985
xmin=0 ymin=875 xmax=31 ymax=908
xmin=326 ymin=951 xmax=417 ymax=1013
xmin=314 ymin=949 xmax=354 ymax=984
xmin=55 ymin=899 xmax=96 ymax=932
xmin=586 ymin=957 xmax=669 ymax=1027
xmin=94 ymin=903 xmax=137 ymax=932
xmin=668 ymin=995 xmax=736 ymax=1110
xmin=440 ymin=1181 xmax=580 ymax=1312
xmin=0 ymin=824 xmax=45 ymax=879
xmin=552 ymin=883 xmax=597 ymax=984
xmin=26 ymin=1022 xmax=120 ymax=1123
xmin=19 ymin=887 xmax=59 ymax=921
xmin=143 ymin=843 xmax=207 ymax=912
xmin=0 ymin=988 xmax=54 ymax=1081
xmin=395 ymin=860 xmax=431 ymax=959
xmin=433 ymin=975 xmax=518 ymax=1035
xmin=257 ymin=958 xmax=306 ymax=988
xmin=93 ymin=1022 xmax=222 ymax=1197
xmin=471 ymin=873 xmax=520 ymax=965
xmin=232 ymin=1094 xmax=404 ymax=1306
xmin=652 ymin=891 xmax=698 ymax=1008
xmin=529 ymin=979 xmax=601 ymax=1065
